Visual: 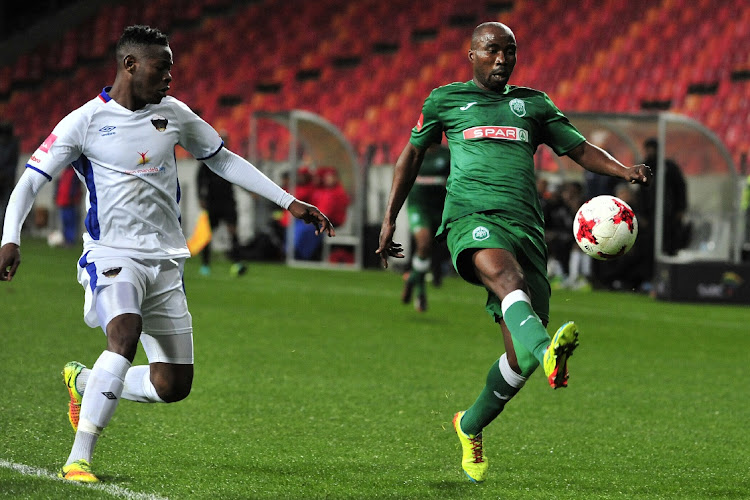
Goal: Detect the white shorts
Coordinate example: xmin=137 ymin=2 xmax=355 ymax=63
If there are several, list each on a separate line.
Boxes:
xmin=77 ymin=254 xmax=194 ymax=364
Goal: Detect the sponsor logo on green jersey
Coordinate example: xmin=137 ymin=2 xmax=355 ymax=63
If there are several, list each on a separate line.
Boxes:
xmin=462 ymin=126 xmax=529 ymax=142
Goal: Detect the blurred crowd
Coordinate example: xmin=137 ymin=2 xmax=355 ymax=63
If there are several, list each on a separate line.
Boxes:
xmin=539 ymin=138 xmax=689 ymax=294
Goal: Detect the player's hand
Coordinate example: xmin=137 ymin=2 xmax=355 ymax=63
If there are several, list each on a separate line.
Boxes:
xmin=627 ymin=164 xmax=652 ymax=185
xmin=288 ymin=200 xmax=335 ymax=237
xmin=0 ymin=243 xmax=21 ymax=282
xmin=376 ymin=221 xmax=404 ymax=268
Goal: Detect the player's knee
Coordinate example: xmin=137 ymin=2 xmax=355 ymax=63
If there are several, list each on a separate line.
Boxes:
xmin=484 ymin=266 xmax=525 ymax=292
xmin=151 ymin=365 xmax=193 ymax=403
xmin=155 ymin=379 xmax=192 ymax=403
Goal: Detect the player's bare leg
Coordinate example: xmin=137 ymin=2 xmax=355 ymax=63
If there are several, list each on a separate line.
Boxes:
xmin=60 ymin=313 xmax=140 ymax=482
xmin=61 ymin=323 xmax=192 ymax=482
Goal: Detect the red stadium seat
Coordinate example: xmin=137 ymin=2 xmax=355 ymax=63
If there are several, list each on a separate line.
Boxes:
xmin=0 ymin=0 xmax=746 ymax=164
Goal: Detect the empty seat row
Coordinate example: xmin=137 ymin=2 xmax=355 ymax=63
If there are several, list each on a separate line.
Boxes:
xmin=0 ymin=0 xmax=748 ymax=165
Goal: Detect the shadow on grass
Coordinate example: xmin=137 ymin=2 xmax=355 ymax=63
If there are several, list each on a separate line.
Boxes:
xmin=426 ymin=478 xmax=494 ymax=495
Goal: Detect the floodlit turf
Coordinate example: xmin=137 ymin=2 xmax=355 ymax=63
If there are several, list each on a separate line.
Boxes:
xmin=1 ymin=239 xmax=748 ymax=499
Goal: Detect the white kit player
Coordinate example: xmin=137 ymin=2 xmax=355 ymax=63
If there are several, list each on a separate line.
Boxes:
xmin=0 ymin=25 xmax=335 ymax=483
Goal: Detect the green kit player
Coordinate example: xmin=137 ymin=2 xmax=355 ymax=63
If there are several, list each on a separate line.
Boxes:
xmin=402 ymin=144 xmax=450 ymax=312
xmin=377 ymin=22 xmax=652 ymax=483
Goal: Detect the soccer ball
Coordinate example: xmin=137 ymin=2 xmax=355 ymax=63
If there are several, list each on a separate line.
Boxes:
xmin=573 ymin=195 xmax=638 ymax=260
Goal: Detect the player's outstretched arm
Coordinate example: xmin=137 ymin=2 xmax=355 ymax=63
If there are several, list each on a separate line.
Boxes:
xmin=377 ymin=142 xmax=427 ymax=268
xmin=203 ymin=147 xmax=297 ymax=209
xmin=288 ymin=200 xmax=335 ymax=237
xmin=567 ymin=141 xmax=652 ymax=186
xmin=0 ymin=167 xmax=50 ymax=281
xmin=0 ymin=243 xmax=20 ymax=281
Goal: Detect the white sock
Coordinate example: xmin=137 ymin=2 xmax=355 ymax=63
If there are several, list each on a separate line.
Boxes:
xmin=499 ymin=353 xmax=527 ymax=389
xmin=500 ymin=289 xmax=533 ymax=316
xmin=568 ymin=251 xmax=580 ymax=282
xmin=67 ymin=351 xmax=130 ymax=465
xmin=66 ymin=430 xmax=99 ymax=466
xmin=76 ymin=368 xmax=91 ymax=394
xmin=581 ymin=250 xmax=592 ymax=278
xmin=122 ymin=365 xmax=165 ymax=403
xmin=411 ymin=255 xmax=431 ymax=273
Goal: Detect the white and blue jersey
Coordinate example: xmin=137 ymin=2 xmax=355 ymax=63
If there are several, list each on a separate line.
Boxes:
xmin=25 ymin=87 xmax=222 ymax=260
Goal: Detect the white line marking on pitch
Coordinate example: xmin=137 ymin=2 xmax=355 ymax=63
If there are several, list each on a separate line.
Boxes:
xmin=0 ymin=459 xmax=169 ymax=500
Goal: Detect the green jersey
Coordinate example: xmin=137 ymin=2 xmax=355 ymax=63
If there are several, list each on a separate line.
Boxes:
xmin=409 ymin=80 xmax=585 ymax=236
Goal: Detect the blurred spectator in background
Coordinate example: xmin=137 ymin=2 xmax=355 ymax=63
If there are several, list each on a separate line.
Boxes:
xmin=583 ymin=168 xmax=619 ymax=200
xmin=536 ymin=177 xmax=551 ymax=207
xmin=55 ymin=166 xmax=82 ymax=246
xmin=0 ymin=121 xmax=19 ymax=225
xmin=196 ymin=133 xmax=247 ymax=277
xmin=559 ymin=181 xmax=591 ymax=290
xmin=312 ymin=166 xmax=350 ymax=227
xmin=294 ymin=166 xmax=315 ymax=201
xmin=542 ymin=181 xmax=569 ymax=283
xmin=291 ymin=166 xmax=319 ymax=260
xmin=278 ymin=166 xmax=314 ymax=233
xmin=401 ymin=144 xmax=450 ymax=312
xmin=294 ymin=166 xmax=350 ymax=260
xmin=591 ymin=182 xmax=654 ymax=292
xmin=237 ymin=170 xmax=290 ymax=262
xmin=314 ymin=166 xmax=352 ymax=264
xmin=640 ymin=138 xmax=689 ymax=256
xmin=544 ymin=181 xmax=590 ymax=290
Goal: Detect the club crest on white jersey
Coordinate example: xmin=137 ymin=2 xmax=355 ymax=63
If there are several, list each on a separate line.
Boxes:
xmin=151 ymin=115 xmax=168 ymax=132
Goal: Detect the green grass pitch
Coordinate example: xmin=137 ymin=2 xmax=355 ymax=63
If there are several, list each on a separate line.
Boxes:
xmin=1 ymin=239 xmax=748 ymax=499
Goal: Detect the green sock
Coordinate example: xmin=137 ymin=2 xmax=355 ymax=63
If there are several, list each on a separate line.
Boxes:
xmin=502 ymin=292 xmax=550 ymax=364
xmin=410 ymin=270 xmax=426 ymax=294
xmin=461 ymin=354 xmax=527 ymax=436
xmin=511 ymin=335 xmax=540 ymax=378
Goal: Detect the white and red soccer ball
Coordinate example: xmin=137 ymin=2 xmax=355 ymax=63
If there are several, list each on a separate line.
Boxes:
xmin=573 ymin=195 xmax=638 ymax=260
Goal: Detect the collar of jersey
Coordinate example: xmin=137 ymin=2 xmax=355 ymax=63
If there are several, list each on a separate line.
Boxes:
xmin=97 ymin=87 xmax=157 ymax=113
xmin=468 ymin=80 xmax=512 ymax=95
xmin=99 ymin=87 xmax=113 ymax=103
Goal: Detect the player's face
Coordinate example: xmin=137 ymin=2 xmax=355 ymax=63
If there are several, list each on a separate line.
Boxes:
xmin=132 ymin=44 xmax=173 ymax=106
xmin=469 ymin=27 xmax=516 ymax=92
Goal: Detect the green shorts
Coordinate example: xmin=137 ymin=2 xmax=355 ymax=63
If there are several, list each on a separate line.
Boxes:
xmin=444 ymin=212 xmax=550 ymax=323
xmin=407 ymin=202 xmax=442 ymax=234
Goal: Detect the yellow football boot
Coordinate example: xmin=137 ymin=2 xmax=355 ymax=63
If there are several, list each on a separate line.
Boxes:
xmin=58 ymin=459 xmax=99 ymax=483
xmin=452 ymin=411 xmax=487 ymax=483
xmin=543 ymin=321 xmax=579 ymax=389
xmin=62 ymin=361 xmax=85 ymax=431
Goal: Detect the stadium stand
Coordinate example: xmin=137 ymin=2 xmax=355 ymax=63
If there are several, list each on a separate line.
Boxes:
xmin=0 ymin=0 xmax=748 ymax=165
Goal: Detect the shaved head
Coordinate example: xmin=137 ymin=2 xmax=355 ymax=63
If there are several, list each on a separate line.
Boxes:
xmin=468 ymin=22 xmax=517 ymax=92
xmin=471 ymin=22 xmax=515 ymax=50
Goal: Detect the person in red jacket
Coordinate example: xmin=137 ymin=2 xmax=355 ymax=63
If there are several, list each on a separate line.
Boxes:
xmin=55 ymin=166 xmax=82 ymax=246
xmin=294 ymin=166 xmax=350 ymax=260
xmin=312 ymin=167 xmax=350 ymax=227
xmin=294 ymin=166 xmax=315 ymax=202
